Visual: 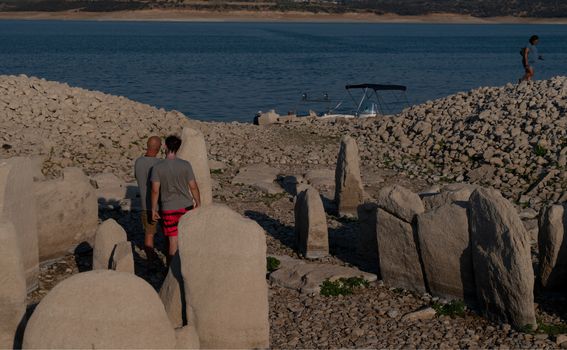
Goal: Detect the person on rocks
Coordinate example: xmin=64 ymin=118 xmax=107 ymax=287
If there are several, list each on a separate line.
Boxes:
xmin=521 ymin=35 xmax=543 ymax=82
xmin=134 ymin=136 xmax=162 ymax=262
xmin=150 ymin=135 xmax=201 ymax=265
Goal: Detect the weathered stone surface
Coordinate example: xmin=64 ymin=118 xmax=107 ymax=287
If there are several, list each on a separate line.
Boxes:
xmin=304 ymin=168 xmax=335 ymax=189
xmin=295 ymin=188 xmax=329 ymax=259
xmin=269 ymin=256 xmax=377 ymax=294
xmin=334 ymin=136 xmax=364 ymax=217
xmin=469 ymin=188 xmax=536 ymax=329
xmin=357 ymin=203 xmax=379 ymax=268
xmin=177 ymin=127 xmax=213 ymax=206
xmin=34 ymin=167 xmax=98 ymax=261
xmin=92 ymin=172 xmax=127 ymax=203
xmin=93 ymin=219 xmax=128 ymax=270
xmin=159 ymin=253 xmax=186 ymax=328
xmin=175 ymin=325 xmax=200 ymax=349
xmin=0 ymin=221 xmax=26 ymax=350
xmin=376 ymin=208 xmax=426 ymax=293
xmin=422 ymin=183 xmax=477 ymax=210
xmin=0 ymin=157 xmax=39 ymax=292
xmin=377 ymin=185 xmax=425 ymax=223
xmin=110 ymin=241 xmax=134 ymax=273
xmin=417 ymin=202 xmax=475 ymax=301
xmin=232 ymin=163 xmax=283 ymax=194
xmin=401 ymin=307 xmax=437 ymax=322
xmin=177 ymin=204 xmax=269 ymax=349
xmin=23 ymin=270 xmax=176 ymax=349
xmin=538 ymin=204 xmax=567 ymax=290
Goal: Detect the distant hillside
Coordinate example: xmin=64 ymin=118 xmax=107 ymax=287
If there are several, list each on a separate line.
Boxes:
xmin=1 ymin=0 xmax=566 ymax=18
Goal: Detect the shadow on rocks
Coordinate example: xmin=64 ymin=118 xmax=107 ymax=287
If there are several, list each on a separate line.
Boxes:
xmin=327 ymin=219 xmax=379 ymax=275
xmin=244 ymin=210 xmax=296 ymax=251
xmin=73 ymin=241 xmax=93 ymax=273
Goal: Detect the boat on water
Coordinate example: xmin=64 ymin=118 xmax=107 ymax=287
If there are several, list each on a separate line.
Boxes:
xmin=254 ymin=83 xmax=409 ymax=125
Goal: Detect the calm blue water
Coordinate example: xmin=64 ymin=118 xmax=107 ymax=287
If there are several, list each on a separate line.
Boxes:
xmin=0 ymin=20 xmax=566 ymax=121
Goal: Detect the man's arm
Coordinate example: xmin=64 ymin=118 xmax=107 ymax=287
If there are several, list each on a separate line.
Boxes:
xmin=151 ymin=181 xmax=160 ymax=221
xmin=523 ymin=48 xmax=530 ymax=68
xmin=189 ymin=180 xmax=201 ymax=209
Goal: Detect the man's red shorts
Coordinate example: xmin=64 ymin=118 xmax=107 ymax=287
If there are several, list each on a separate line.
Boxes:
xmin=160 ymin=208 xmax=189 ymax=237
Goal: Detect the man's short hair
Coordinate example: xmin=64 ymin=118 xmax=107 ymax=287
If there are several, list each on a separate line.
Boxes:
xmin=165 ymin=135 xmax=182 ymax=154
xmin=529 ymin=35 xmax=539 ymax=44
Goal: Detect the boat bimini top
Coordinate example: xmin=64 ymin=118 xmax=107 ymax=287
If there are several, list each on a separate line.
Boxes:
xmin=345 ymin=83 xmax=409 ymax=118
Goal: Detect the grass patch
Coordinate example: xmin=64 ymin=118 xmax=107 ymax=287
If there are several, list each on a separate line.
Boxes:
xmin=320 ymin=277 xmax=369 ymax=297
xmin=210 ymin=168 xmax=223 ymax=175
xmin=266 ymin=256 xmax=280 ymax=273
xmin=534 ymin=144 xmax=548 ymax=157
xmin=537 ymin=320 xmax=567 ymax=336
xmin=432 ymin=300 xmax=466 ymax=318
xmin=261 ymin=192 xmax=287 ymax=204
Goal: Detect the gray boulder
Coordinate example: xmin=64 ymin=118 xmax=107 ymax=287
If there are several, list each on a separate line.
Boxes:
xmin=22 ymin=270 xmax=176 ymax=349
xmin=376 ymin=208 xmax=426 ymax=293
xmin=34 ymin=167 xmax=98 ymax=261
xmin=177 ymin=127 xmax=213 ymax=206
xmin=109 ymin=241 xmax=134 ymax=273
xmin=294 ymin=188 xmax=329 ymax=259
xmin=538 ymin=204 xmax=567 ymax=290
xmin=469 ymin=188 xmax=536 ymax=329
xmin=377 ymin=185 xmax=425 ymax=223
xmin=417 ymin=202 xmax=475 ymax=301
xmin=93 ymin=219 xmax=128 ymax=270
xmin=334 ymin=136 xmax=364 ymax=217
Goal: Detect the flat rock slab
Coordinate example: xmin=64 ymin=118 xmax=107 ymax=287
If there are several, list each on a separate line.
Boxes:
xmin=304 ymin=168 xmax=335 ymax=189
xmin=232 ymin=163 xmax=283 ymax=194
xmin=269 ymin=255 xmax=377 ymax=294
xmin=92 ymin=172 xmax=128 ymax=203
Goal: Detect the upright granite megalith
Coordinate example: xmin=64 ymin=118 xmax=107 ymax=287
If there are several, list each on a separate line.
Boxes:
xmin=177 ymin=204 xmax=269 ymax=348
xmin=22 ymin=270 xmax=176 ymax=349
xmin=334 ymin=135 xmax=364 ymax=217
xmin=93 ymin=219 xmax=128 ymax=270
xmin=34 ymin=167 xmax=98 ymax=261
xmin=0 ymin=157 xmax=39 ymax=292
xmin=538 ymin=203 xmax=567 ymax=290
xmin=0 ymin=221 xmax=26 ymax=349
xmin=469 ymin=188 xmax=536 ymax=329
xmin=177 ymin=127 xmax=213 ymax=206
xmin=294 ymin=187 xmax=329 ymax=259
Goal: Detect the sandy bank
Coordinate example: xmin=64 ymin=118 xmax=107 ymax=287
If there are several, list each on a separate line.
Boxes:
xmin=0 ymin=9 xmax=567 ymax=24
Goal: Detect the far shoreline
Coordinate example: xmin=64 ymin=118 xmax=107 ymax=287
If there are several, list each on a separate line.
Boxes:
xmin=0 ymin=9 xmax=567 ymax=24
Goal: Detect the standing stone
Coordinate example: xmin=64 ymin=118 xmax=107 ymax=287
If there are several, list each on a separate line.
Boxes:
xmin=538 ymin=204 xmax=567 ymax=290
xmin=334 ymin=135 xmax=363 ymax=217
xmin=177 ymin=204 xmax=269 ymax=349
xmin=469 ymin=188 xmax=536 ymax=329
xmin=376 ymin=208 xmax=426 ymax=293
xmin=34 ymin=167 xmax=98 ymax=261
xmin=417 ymin=202 xmax=475 ymax=301
xmin=177 ymin=127 xmax=213 ymax=206
xmin=22 ymin=270 xmax=176 ymax=349
xmin=93 ymin=219 xmax=128 ymax=270
xmin=175 ymin=325 xmax=200 ymax=349
xmin=0 ymin=157 xmax=39 ymax=292
xmin=294 ymin=188 xmax=329 ymax=259
xmin=159 ymin=253 xmax=186 ymax=328
xmin=357 ymin=203 xmax=379 ymax=269
xmin=0 ymin=221 xmax=26 ymax=349
xmin=109 ymin=241 xmax=134 ymax=273
xmin=377 ymin=185 xmax=425 ymax=223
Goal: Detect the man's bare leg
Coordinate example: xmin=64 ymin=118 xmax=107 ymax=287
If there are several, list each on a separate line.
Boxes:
xmin=167 ymin=236 xmax=178 ymax=267
xmin=522 ymin=67 xmax=534 ymax=81
xmin=144 ymin=232 xmax=157 ymax=261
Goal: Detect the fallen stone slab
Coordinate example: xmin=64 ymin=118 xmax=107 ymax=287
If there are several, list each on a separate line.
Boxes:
xmin=232 ymin=163 xmax=283 ymax=194
xmin=469 ymin=187 xmax=536 ymax=329
xmin=304 ymin=168 xmax=335 ymax=189
xmin=34 ymin=167 xmax=98 ymax=261
xmin=295 ymin=188 xmax=329 ymax=259
xmin=376 ymin=208 xmax=426 ymax=293
xmin=0 ymin=221 xmax=26 ymax=349
xmin=93 ymin=219 xmax=128 ymax=270
xmin=417 ymin=202 xmax=475 ymax=301
xmin=0 ymin=157 xmax=39 ymax=292
xmin=22 ymin=270 xmax=176 ymax=349
xmin=422 ymin=183 xmax=477 ymax=210
xmin=334 ymin=136 xmax=364 ymax=217
xmin=269 ymin=256 xmax=377 ymax=294
xmin=538 ymin=203 xmax=567 ymax=290
xmin=92 ymin=172 xmax=127 ymax=203
xmin=178 ymin=204 xmax=269 ymax=349
xmin=377 ymin=185 xmax=425 ymax=223
xmin=401 ymin=307 xmax=437 ymax=322
xmin=178 ymin=127 xmax=213 ymax=206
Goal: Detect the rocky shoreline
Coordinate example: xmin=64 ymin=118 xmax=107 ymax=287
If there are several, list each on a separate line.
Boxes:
xmin=1 ymin=74 xmax=566 ymax=348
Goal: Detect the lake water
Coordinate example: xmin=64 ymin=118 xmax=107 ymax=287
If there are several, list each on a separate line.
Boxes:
xmin=1 ymin=20 xmax=566 ymax=122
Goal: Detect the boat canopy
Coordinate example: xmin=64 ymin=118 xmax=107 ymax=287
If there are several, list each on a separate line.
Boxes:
xmin=345 ymin=84 xmax=407 ymax=92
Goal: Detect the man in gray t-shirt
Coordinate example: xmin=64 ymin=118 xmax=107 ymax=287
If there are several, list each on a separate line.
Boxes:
xmin=134 ymin=136 xmax=162 ymax=261
xmin=151 ymin=135 xmax=201 ymax=265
